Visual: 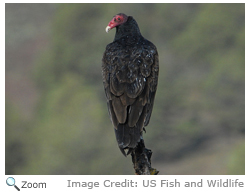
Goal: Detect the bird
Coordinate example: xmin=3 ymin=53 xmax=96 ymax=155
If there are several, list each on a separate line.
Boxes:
xmin=102 ymin=13 xmax=159 ymax=156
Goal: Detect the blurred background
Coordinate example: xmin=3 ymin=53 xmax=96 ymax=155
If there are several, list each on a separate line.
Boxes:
xmin=5 ymin=3 xmax=244 ymax=175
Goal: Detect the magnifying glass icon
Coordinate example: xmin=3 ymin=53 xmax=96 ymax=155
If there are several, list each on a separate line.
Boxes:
xmin=6 ymin=177 xmax=20 ymax=191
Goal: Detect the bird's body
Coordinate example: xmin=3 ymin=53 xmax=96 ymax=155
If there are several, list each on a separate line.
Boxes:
xmin=102 ymin=13 xmax=159 ymax=156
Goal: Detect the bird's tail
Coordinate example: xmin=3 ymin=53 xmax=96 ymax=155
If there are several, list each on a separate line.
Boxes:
xmin=114 ymin=124 xmax=142 ymax=156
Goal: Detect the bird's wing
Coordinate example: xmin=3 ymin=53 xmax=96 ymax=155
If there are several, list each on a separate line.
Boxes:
xmin=102 ymin=41 xmax=158 ymax=152
xmin=144 ymin=52 xmax=159 ymax=126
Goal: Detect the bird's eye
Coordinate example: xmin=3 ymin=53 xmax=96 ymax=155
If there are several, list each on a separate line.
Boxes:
xmin=117 ymin=17 xmax=121 ymax=21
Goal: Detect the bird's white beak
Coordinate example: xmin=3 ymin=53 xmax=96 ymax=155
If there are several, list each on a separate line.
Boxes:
xmin=105 ymin=26 xmax=111 ymax=33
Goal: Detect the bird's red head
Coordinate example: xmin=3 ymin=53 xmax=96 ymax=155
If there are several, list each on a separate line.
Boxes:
xmin=105 ymin=13 xmax=128 ymax=33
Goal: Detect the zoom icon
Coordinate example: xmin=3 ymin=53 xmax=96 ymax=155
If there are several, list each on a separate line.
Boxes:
xmin=6 ymin=177 xmax=20 ymax=191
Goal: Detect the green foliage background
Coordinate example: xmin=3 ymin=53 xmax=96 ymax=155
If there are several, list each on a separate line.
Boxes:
xmin=6 ymin=3 xmax=244 ymax=175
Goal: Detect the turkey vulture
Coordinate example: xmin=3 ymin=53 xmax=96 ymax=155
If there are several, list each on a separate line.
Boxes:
xmin=102 ymin=13 xmax=159 ymax=156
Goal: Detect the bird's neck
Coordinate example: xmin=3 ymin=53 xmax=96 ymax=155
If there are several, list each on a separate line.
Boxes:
xmin=114 ymin=16 xmax=142 ymax=41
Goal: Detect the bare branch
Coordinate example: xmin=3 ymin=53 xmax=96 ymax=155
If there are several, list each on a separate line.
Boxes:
xmin=131 ymin=138 xmax=159 ymax=175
